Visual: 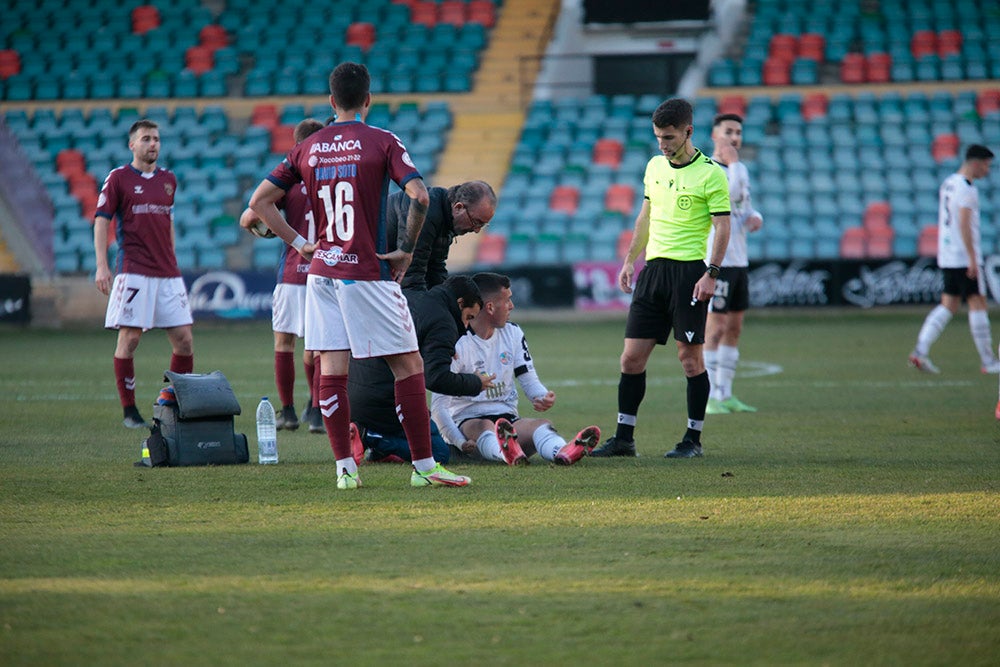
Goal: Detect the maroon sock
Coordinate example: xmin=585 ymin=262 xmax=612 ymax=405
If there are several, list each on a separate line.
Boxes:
xmin=311 ymin=359 xmax=322 ymax=408
xmin=169 ymin=353 xmax=193 ymax=374
xmin=114 ymin=357 xmax=136 ymax=408
xmin=274 ymin=351 xmax=295 ymax=407
xmin=303 ymin=357 xmax=315 ymax=406
xmin=395 ymin=373 xmax=433 ymax=461
xmin=319 ymin=374 xmax=351 ymax=460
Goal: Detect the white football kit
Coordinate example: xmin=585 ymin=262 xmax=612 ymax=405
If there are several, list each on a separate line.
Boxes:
xmin=431 ymin=322 xmax=549 ymax=446
xmin=707 ymin=159 xmax=760 ymax=268
xmin=937 ymin=173 xmax=982 ymax=269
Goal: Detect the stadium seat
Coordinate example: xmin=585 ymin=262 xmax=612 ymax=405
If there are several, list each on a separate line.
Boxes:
xmin=917 ymin=225 xmax=938 ymax=257
xmin=549 ymin=186 xmax=580 ymax=215
xmin=345 ymin=22 xmax=376 ymax=51
xmin=604 ymin=184 xmax=636 ymax=217
xmin=592 ymin=139 xmax=623 ymax=168
xmin=840 ymin=227 xmax=867 ymax=258
xmin=475 ymin=233 xmax=506 ymax=265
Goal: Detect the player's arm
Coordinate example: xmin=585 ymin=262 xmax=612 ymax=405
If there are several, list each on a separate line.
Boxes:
xmin=420 ymin=327 xmax=485 ymax=397
xmin=619 ymin=199 xmax=651 ymax=294
xmin=94 ymin=214 xmax=113 ymax=295
xmin=378 ymin=178 xmax=429 ymax=282
xmin=958 ymin=206 xmax=977 ymax=278
xmin=249 ymin=180 xmax=313 ymax=258
xmin=430 ymin=392 xmax=466 ymax=446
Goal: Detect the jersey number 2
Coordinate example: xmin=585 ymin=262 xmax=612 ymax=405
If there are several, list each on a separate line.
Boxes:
xmin=317 ymin=183 xmax=354 ymax=242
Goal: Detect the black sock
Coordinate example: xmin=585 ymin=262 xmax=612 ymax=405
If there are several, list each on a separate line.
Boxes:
xmin=615 ymin=371 xmax=646 ymax=441
xmin=685 ymin=371 xmax=710 ymax=443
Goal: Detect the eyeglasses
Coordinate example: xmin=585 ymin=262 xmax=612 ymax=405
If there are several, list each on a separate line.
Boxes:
xmin=464 ymin=207 xmax=490 ymax=230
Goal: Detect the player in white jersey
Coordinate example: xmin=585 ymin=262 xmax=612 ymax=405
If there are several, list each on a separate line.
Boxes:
xmin=910 ymin=144 xmax=998 ymax=376
xmin=704 ymin=114 xmax=763 ymax=414
xmin=431 ymin=273 xmax=600 ymax=466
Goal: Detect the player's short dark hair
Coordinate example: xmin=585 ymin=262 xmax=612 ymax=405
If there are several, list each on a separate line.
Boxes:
xmin=966 ymin=144 xmax=995 ymax=160
xmin=652 ymin=98 xmax=693 ymax=129
xmin=713 ymin=113 xmax=744 ymax=126
xmin=444 ymin=275 xmax=483 ymax=310
xmin=329 ymin=62 xmax=370 ymax=110
xmin=447 ymin=180 xmax=497 ymax=209
xmin=128 ymin=119 xmax=158 ymax=138
xmin=472 ymin=272 xmax=510 ymax=301
xmin=294 ymin=118 xmax=324 ymax=143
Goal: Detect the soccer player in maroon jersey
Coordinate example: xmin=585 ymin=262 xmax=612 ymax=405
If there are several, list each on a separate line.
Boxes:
xmin=248 ymin=62 xmax=471 ymax=489
xmin=239 ymin=119 xmax=325 ymax=434
xmin=94 ymin=119 xmax=194 ymax=430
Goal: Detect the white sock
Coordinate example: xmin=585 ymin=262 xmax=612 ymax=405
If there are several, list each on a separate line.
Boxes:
xmin=968 ymin=310 xmax=995 ymax=365
xmin=915 ymin=305 xmax=952 ymax=356
xmin=475 ymin=429 xmax=505 ymax=462
xmin=704 ymin=348 xmax=719 ymax=399
xmin=532 ymin=423 xmax=566 ymax=462
xmin=717 ymin=345 xmax=739 ymax=400
xmin=336 ymin=457 xmax=358 ymax=476
xmin=412 ymin=457 xmax=436 ymax=473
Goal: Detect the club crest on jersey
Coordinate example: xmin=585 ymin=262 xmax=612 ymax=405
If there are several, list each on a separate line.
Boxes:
xmin=498 ymin=351 xmax=512 ymax=365
xmin=164 ymin=183 xmax=174 ymax=196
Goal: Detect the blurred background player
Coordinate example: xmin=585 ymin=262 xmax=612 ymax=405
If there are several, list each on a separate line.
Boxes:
xmin=910 ymin=144 xmax=998 ymax=375
xmin=431 ymin=272 xmax=601 ymax=466
xmin=704 ymin=113 xmax=763 ymax=414
xmin=386 ymin=180 xmax=497 ymax=291
xmin=94 ymin=119 xmax=194 ymax=429
xmin=348 ymin=275 xmax=492 ymax=463
xmin=239 ymin=118 xmax=324 ymax=433
xmin=248 ymin=62 xmax=470 ymax=490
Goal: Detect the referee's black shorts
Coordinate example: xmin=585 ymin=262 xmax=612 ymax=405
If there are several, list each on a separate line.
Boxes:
xmin=625 ymin=258 xmax=708 ymax=345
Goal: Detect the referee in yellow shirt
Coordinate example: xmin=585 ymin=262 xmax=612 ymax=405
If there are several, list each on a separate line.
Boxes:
xmin=591 ymin=98 xmax=731 ymax=459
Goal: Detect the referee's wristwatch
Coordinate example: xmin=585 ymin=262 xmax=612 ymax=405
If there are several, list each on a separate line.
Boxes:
xmin=706 ymin=264 xmax=721 ymax=279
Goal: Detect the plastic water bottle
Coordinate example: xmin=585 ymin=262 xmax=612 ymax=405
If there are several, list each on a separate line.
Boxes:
xmin=256 ymin=397 xmax=278 ymax=464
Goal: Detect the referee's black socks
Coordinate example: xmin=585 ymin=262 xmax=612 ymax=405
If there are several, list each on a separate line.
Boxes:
xmin=685 ymin=371 xmax=710 ymax=443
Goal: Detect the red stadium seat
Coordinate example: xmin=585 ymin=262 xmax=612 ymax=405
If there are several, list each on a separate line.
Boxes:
xmin=592 ymin=138 xmax=624 ymax=168
xmin=840 ymin=53 xmax=866 ymax=83
xmin=911 ymin=31 xmax=937 ymax=59
xmin=862 ymin=202 xmax=892 ymax=233
xmin=762 ymin=58 xmax=791 ymax=86
xmin=839 ymin=227 xmax=867 ymax=259
xmin=867 ymin=226 xmax=894 ymax=258
xmin=270 ymin=124 xmax=297 ymax=154
xmin=865 ymin=53 xmax=892 ymax=83
xmin=0 ymin=50 xmax=20 ymax=78
xmin=937 ymin=30 xmax=962 ymax=57
xmin=56 ymin=149 xmax=87 ymax=176
xmin=410 ymin=1 xmax=438 ymax=27
xmin=549 ymin=186 xmax=580 ymax=215
xmin=917 ymin=225 xmax=938 ymax=257
xmin=184 ymin=46 xmax=213 ymax=75
xmin=199 ymin=25 xmax=229 ymax=50
xmin=475 ymin=233 xmax=507 ymax=265
xmin=976 ymin=90 xmax=1000 ymax=117
xmin=605 ymin=184 xmax=635 ymax=216
xmin=131 ymin=5 xmax=160 ymax=34
xmin=798 ymin=33 xmax=826 ymax=61
xmin=616 ymin=230 xmax=633 ymax=261
xmin=345 ymin=22 xmax=376 ymax=51
xmin=468 ymin=0 xmax=497 ymax=28
xmin=801 ymin=93 xmax=828 ymax=120
xmin=768 ymin=34 xmax=798 ymax=62
xmin=251 ymin=104 xmax=279 ymax=129
xmin=439 ymin=1 xmax=467 ymax=26
xmin=931 ymin=133 xmax=960 ymax=162
xmin=717 ymin=95 xmax=746 ymax=116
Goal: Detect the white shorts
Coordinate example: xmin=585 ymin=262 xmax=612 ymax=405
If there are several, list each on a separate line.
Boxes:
xmin=104 ymin=274 xmax=193 ymax=331
xmin=304 ymin=275 xmax=418 ymax=358
xmin=272 ymin=283 xmax=306 ymax=337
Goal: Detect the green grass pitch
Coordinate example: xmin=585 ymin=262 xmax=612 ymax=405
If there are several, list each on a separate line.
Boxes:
xmin=1 ymin=309 xmax=998 ymax=666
